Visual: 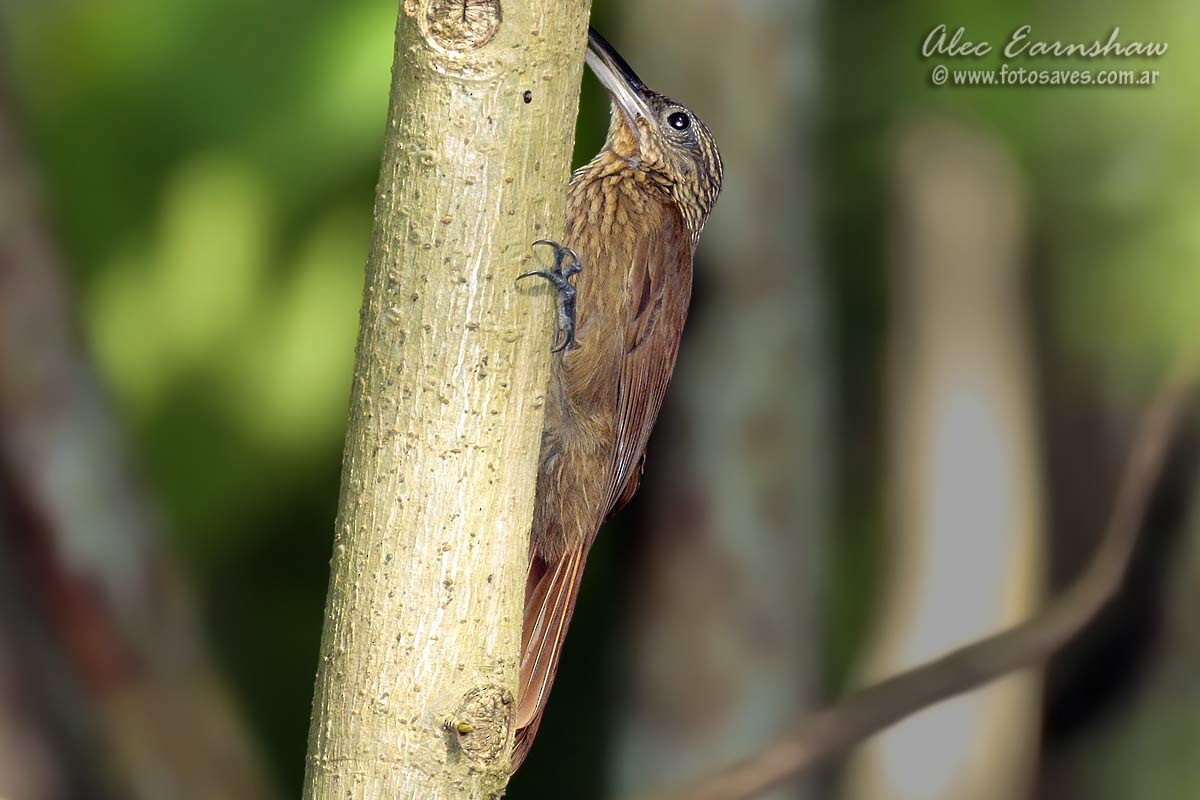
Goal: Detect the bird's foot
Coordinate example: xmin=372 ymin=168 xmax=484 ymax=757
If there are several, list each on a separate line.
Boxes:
xmin=518 ymin=240 xmax=582 ymax=353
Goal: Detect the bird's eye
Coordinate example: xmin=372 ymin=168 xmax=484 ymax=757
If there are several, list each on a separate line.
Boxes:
xmin=667 ymin=111 xmax=691 ymax=132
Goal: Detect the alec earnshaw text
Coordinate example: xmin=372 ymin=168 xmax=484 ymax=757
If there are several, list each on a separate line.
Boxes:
xmin=923 ymin=24 xmax=1168 ymax=60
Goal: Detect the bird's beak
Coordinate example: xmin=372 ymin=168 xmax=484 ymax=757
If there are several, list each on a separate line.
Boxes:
xmin=585 ymin=27 xmax=653 ymax=126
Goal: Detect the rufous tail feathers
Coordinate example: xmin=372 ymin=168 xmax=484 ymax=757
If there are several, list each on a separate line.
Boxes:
xmin=512 ymin=546 xmax=587 ymax=771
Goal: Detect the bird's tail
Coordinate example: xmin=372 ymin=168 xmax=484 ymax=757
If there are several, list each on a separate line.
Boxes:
xmin=512 ymin=545 xmax=588 ymax=771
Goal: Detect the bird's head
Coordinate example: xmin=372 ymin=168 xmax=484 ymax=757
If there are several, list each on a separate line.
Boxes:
xmin=585 ymin=27 xmax=723 ymax=238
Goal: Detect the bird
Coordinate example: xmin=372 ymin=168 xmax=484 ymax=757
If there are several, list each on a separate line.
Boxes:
xmin=512 ymin=25 xmax=723 ymax=770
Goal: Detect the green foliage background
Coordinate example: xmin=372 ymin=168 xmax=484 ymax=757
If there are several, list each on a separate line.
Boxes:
xmin=4 ymin=0 xmax=1199 ymax=796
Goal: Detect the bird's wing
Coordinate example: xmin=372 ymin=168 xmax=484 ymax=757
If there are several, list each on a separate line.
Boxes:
xmin=603 ymin=203 xmax=693 ymax=515
xmin=513 ymin=203 xmax=693 ymax=772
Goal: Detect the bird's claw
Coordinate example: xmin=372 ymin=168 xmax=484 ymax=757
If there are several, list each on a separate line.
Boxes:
xmin=518 ymin=240 xmax=582 ymax=353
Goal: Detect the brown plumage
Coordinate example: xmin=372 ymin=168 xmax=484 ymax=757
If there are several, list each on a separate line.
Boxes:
xmin=512 ymin=27 xmax=723 ymax=770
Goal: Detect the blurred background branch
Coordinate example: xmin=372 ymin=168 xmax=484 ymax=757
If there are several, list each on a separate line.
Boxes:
xmin=657 ymin=344 xmax=1197 ymax=800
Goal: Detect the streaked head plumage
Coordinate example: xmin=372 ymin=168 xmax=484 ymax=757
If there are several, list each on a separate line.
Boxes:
xmin=585 ymin=27 xmax=723 ymax=239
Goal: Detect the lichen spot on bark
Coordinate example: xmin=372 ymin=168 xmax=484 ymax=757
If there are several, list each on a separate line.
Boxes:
xmin=424 ymin=0 xmax=502 ymax=51
xmin=448 ymin=683 xmax=515 ymax=764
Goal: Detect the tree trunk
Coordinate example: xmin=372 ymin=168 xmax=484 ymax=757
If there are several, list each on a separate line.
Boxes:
xmin=611 ymin=3 xmax=829 ymax=797
xmin=0 ymin=59 xmax=275 ymax=800
xmin=842 ymin=120 xmax=1044 ymax=800
xmin=301 ymin=3 xmax=591 ymax=798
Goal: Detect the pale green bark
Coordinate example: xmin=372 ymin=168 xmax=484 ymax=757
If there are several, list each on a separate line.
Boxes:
xmin=302 ymin=2 xmax=591 ymax=798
